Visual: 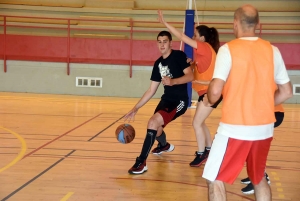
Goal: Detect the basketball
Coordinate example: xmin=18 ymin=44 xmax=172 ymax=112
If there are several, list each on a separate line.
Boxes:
xmin=115 ymin=124 xmax=135 ymax=144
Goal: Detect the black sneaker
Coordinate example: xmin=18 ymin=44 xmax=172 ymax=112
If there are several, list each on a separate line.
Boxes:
xmin=151 ymin=142 xmax=175 ymax=155
xmin=241 ymin=173 xmax=271 ymax=194
xmin=265 ymin=173 xmax=271 ymax=184
xmin=241 ymin=173 xmax=270 ymax=185
xmin=189 ymin=150 xmax=209 ymax=167
xmin=241 ymin=177 xmax=251 ymax=184
xmin=128 ymin=157 xmax=148 ymax=175
xmin=241 ymin=183 xmax=254 ymax=195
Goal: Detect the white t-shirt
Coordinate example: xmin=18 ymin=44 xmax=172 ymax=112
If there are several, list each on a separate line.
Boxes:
xmin=213 ymin=37 xmax=290 ymax=140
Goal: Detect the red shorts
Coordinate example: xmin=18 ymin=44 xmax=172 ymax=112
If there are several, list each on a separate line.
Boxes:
xmin=154 ymin=99 xmax=188 ymax=127
xmin=202 ymin=133 xmax=272 ymax=185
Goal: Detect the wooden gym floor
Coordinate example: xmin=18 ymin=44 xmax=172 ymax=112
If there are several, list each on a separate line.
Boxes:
xmin=0 ymin=92 xmax=299 ymax=201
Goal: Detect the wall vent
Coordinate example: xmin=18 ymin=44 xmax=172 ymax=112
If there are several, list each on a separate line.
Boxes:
xmin=76 ymin=77 xmax=102 ymax=88
xmin=293 ymin=84 xmax=300 ymax=95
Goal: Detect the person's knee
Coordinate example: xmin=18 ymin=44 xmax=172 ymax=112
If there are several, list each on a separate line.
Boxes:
xmin=147 ymin=116 xmax=162 ymax=129
xmin=156 ymin=126 xmax=164 ymax=137
xmin=192 ymin=118 xmax=198 ymax=128
xmin=206 ymin=179 xmax=212 ymax=186
xmin=254 ymin=176 xmax=268 ymax=187
xmin=192 ymin=118 xmax=205 ymax=129
xmin=206 ymin=180 xmax=224 ymax=188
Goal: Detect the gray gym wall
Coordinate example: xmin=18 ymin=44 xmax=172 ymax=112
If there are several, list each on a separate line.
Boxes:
xmin=0 ymin=60 xmax=299 ymax=103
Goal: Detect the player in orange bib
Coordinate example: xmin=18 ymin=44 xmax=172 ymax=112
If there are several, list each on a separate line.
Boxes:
xmin=202 ymin=4 xmax=292 ymax=200
xmin=240 ymin=104 xmax=285 ymax=194
xmin=158 ymin=10 xmax=222 ymax=167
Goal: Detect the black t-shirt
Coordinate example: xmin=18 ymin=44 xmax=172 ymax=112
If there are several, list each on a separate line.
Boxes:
xmin=150 ymin=50 xmax=190 ymax=101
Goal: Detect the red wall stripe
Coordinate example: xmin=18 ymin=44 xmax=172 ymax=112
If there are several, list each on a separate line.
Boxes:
xmin=0 ymin=34 xmax=299 ymax=69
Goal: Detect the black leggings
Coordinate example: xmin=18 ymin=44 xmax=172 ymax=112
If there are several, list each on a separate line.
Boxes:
xmin=198 ymin=94 xmax=223 ymax=108
xmin=274 ymin=112 xmax=284 ymax=128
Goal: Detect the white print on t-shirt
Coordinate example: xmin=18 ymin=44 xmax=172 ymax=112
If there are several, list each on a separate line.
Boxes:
xmin=158 ymin=62 xmax=173 ymax=78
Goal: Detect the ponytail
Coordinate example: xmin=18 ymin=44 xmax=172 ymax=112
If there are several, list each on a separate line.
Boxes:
xmin=195 ymin=25 xmax=220 ymax=53
xmin=208 ymin=27 xmax=220 ymax=53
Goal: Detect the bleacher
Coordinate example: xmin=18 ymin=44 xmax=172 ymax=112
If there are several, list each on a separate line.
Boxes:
xmin=0 ymin=0 xmax=299 ymax=41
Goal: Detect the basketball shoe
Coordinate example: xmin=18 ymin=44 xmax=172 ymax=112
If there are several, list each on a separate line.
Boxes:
xmin=241 ymin=173 xmax=270 ymax=194
xmin=151 ymin=142 xmax=175 ymax=155
xmin=128 ymin=157 xmax=148 ymax=175
xmin=189 ymin=149 xmax=209 ymax=167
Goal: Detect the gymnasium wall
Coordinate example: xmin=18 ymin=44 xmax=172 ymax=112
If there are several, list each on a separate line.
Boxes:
xmin=0 ymin=0 xmax=299 ymax=103
xmin=0 ymin=35 xmax=299 ymax=68
xmin=0 ymin=38 xmax=299 ymax=103
xmin=0 ymin=33 xmax=300 ymax=103
xmin=0 ymin=60 xmax=164 ymax=98
xmin=0 ymin=60 xmax=299 ymax=103
xmin=0 ymin=34 xmax=299 ymax=103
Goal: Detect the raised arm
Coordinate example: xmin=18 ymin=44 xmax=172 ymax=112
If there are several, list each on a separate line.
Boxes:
xmin=158 ymin=10 xmax=197 ymax=49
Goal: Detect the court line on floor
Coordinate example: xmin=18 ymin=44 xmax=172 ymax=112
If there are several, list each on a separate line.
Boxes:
xmin=22 ymin=113 xmax=102 ymax=159
xmin=2 ymin=115 xmax=126 ymax=200
xmin=0 ymin=112 xmax=94 ymax=118
xmin=0 ymin=127 xmax=27 ymax=173
xmin=271 ymin=172 xmax=286 ymax=199
xmin=111 ymin=177 xmax=255 ymax=201
xmin=88 ymin=115 xmax=125 ymax=141
xmin=1 ymin=150 xmax=76 ymax=201
xmin=60 ymin=192 xmax=74 ymax=201
xmin=24 ymin=154 xmax=300 ymax=172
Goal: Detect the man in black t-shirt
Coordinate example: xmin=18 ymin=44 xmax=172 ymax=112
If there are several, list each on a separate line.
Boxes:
xmin=124 ymin=31 xmax=193 ymax=175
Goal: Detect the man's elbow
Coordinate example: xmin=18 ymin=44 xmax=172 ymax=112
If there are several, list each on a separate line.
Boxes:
xmin=286 ymin=88 xmax=293 ymax=99
xmin=210 ymin=87 xmax=222 ymax=98
xmin=285 ymin=82 xmax=294 ymax=99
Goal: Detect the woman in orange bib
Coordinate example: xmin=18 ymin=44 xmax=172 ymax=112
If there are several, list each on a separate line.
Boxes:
xmin=158 ymin=10 xmax=222 ymax=166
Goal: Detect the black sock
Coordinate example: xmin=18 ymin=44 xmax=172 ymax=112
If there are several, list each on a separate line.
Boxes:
xmin=205 ymin=147 xmax=211 ymax=151
xmin=139 ymin=129 xmax=157 ymax=160
xmin=156 ymin=131 xmax=167 ymax=147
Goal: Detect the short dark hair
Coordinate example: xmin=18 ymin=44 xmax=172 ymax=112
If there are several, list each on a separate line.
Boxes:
xmin=157 ymin=31 xmax=172 ymax=41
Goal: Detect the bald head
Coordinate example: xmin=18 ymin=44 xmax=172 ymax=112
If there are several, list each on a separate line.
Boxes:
xmin=234 ymin=4 xmax=259 ymax=31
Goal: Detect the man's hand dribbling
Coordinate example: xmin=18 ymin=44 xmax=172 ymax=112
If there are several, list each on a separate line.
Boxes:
xmin=124 ymin=107 xmax=138 ymax=122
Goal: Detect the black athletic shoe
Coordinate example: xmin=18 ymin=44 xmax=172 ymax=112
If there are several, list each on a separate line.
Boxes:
xmin=189 ymin=149 xmax=209 ymax=167
xmin=241 ymin=173 xmax=271 ymax=194
xmin=241 ymin=183 xmax=255 ymax=194
xmin=241 ymin=177 xmax=251 ymax=184
xmin=128 ymin=157 xmax=148 ymax=175
xmin=265 ymin=173 xmax=270 ymax=184
xmin=241 ymin=173 xmax=270 ymax=185
xmin=151 ymin=142 xmax=175 ymax=155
